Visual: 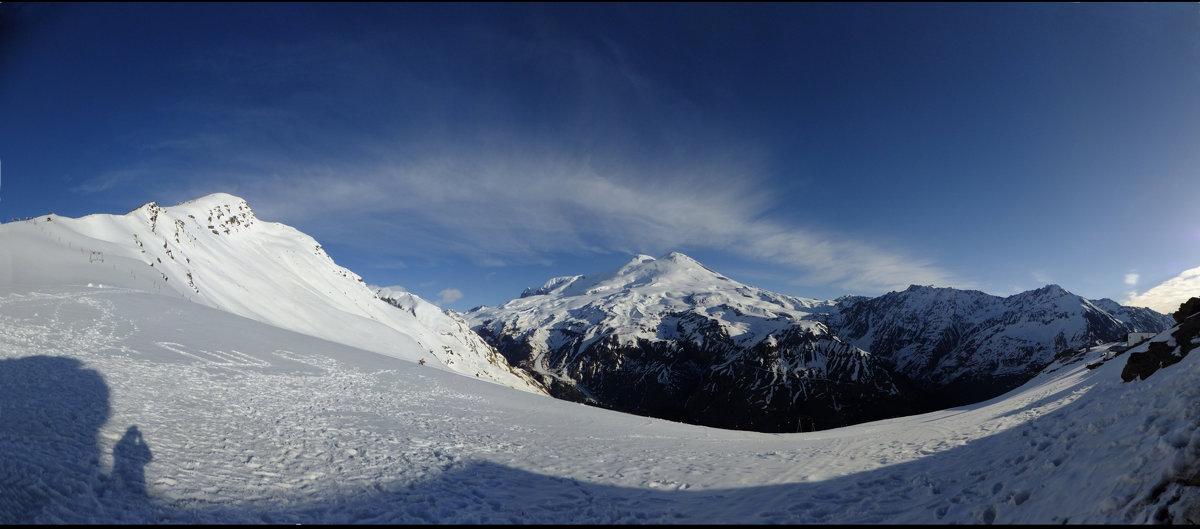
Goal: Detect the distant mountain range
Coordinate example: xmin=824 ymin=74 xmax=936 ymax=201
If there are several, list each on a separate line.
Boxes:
xmin=467 ymin=252 xmax=1173 ymax=431
xmin=817 ymin=283 xmax=1173 ymax=407
xmin=3 ymin=195 xmax=1174 ymax=433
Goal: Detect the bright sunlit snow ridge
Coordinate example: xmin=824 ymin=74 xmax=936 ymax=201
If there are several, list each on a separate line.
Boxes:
xmin=2 ymin=194 xmax=1199 ymax=523
xmin=0 ymin=194 xmax=543 ymax=394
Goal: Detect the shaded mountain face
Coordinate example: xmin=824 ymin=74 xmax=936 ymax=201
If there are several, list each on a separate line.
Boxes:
xmin=820 ymin=284 xmax=1175 ymax=407
xmin=468 ymin=253 xmax=1174 ymax=432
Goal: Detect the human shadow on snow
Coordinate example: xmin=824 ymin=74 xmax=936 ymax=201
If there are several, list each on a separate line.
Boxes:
xmin=0 ymin=355 xmax=154 ymax=523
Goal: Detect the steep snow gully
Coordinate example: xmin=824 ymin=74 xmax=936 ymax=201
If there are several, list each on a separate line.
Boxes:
xmin=2 ymin=194 xmax=1199 ymax=523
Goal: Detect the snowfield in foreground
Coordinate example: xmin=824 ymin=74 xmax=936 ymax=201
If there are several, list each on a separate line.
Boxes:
xmin=3 ymin=284 xmax=1200 ymax=524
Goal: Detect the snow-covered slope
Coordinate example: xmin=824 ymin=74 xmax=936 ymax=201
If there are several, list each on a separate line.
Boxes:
xmin=823 ymin=284 xmax=1174 ymax=405
xmin=468 ymin=252 xmax=911 ymax=431
xmin=0 ymin=194 xmax=545 ymax=394
xmin=2 ymin=285 xmax=1199 ymax=523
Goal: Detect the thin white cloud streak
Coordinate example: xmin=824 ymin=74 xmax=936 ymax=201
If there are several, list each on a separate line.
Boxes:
xmin=1125 ymin=272 xmax=1139 ymax=287
xmin=69 ymin=169 xmax=145 ymax=195
xmin=1125 ymin=266 xmax=1200 ymax=314
xmin=1032 ymin=271 xmax=1053 ymax=285
xmin=236 ymin=148 xmax=963 ymax=295
xmin=437 ymin=288 xmax=464 ymax=306
xmin=136 ymin=16 xmax=962 ymax=294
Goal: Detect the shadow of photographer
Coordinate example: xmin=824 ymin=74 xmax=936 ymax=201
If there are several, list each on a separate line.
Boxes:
xmin=110 ymin=425 xmax=153 ymax=495
xmin=0 ymin=355 xmax=154 ymax=522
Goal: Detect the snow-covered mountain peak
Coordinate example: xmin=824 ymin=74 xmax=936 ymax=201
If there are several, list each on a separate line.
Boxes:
xmin=162 ymin=192 xmax=252 ymax=214
xmin=0 ymin=194 xmax=546 ymax=394
xmin=1026 ymin=283 xmax=1070 ymax=298
xmin=1000 ymin=284 xmax=1085 ymax=313
xmin=512 ymin=252 xmax=735 ymax=303
xmin=661 ymin=250 xmax=699 ymax=264
xmin=490 ymin=251 xmax=825 ymax=318
xmin=520 ymin=275 xmax=584 ymax=298
xmin=898 ymin=284 xmax=987 ymax=298
xmin=468 ymin=252 xmax=909 ymax=431
xmin=611 ymin=250 xmax=727 ymax=283
xmin=118 ymin=193 xmax=259 ymax=241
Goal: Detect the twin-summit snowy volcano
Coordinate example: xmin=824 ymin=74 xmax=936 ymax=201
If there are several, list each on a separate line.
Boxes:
xmin=466 ymin=252 xmax=1172 ymax=432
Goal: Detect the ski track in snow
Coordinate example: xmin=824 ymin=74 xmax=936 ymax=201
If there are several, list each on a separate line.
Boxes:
xmin=2 ymin=287 xmax=1199 ymax=523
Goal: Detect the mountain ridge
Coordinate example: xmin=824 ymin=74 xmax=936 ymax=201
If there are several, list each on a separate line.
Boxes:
xmin=0 ymin=193 xmax=547 ymax=394
xmin=468 ymin=251 xmax=1173 ymax=431
xmin=821 ymin=281 xmax=1172 ymax=406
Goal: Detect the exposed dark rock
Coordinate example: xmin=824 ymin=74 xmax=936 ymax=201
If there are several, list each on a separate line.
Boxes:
xmin=1121 ymin=340 xmax=1183 ymax=382
xmin=1124 ymin=297 xmax=1200 ymax=382
xmin=1173 ymin=297 xmax=1200 ymax=324
xmin=1177 ymin=314 xmax=1200 ymax=358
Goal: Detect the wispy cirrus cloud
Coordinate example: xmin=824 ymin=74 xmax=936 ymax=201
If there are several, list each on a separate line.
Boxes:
xmin=202 ymin=141 xmax=964 ymax=295
xmin=69 ymin=169 xmax=146 ymax=195
xmin=1124 ymin=271 xmax=1140 ymax=287
xmin=436 ymin=288 xmax=464 ymax=306
xmin=115 ymin=11 xmax=967 ymax=296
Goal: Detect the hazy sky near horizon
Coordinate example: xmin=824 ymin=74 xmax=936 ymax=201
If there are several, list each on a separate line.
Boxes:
xmin=2 ymin=3 xmax=1198 ymax=311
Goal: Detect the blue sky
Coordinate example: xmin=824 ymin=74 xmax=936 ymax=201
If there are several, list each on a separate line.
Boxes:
xmin=2 ymin=3 xmax=1198 ymax=311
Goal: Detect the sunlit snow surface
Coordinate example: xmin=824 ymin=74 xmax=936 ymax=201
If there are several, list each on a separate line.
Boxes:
xmin=0 ymin=195 xmax=544 ymax=394
xmin=2 ymin=284 xmax=1199 ymax=523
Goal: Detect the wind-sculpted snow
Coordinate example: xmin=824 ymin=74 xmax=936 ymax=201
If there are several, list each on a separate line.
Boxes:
xmin=2 ymin=286 xmax=1199 ymax=523
xmin=0 ymin=193 xmax=545 ymax=394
